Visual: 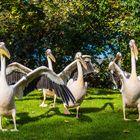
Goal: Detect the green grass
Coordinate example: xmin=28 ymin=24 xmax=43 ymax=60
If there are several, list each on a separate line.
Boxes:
xmin=0 ymin=88 xmax=140 ymax=140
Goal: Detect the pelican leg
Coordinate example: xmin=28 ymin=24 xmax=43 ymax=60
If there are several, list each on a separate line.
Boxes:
xmin=122 ymin=99 xmax=130 ymax=121
xmin=64 ymin=105 xmax=71 ymax=115
xmin=53 ymin=95 xmax=57 ymax=108
xmin=136 ymin=104 xmax=140 ymax=122
xmin=40 ymin=89 xmax=48 ymax=107
xmin=76 ymin=106 xmax=80 ymax=118
xmin=11 ymin=109 xmax=18 ymax=132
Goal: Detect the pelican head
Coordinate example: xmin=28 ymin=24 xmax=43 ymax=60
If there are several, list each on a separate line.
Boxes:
xmin=75 ymin=52 xmax=87 ymax=70
xmin=129 ymin=39 xmax=138 ymax=60
xmin=46 ymin=49 xmax=56 ymax=62
xmin=75 ymin=52 xmax=82 ymax=59
xmin=113 ymin=52 xmax=122 ymax=62
xmin=116 ymin=52 xmax=122 ymax=59
xmin=0 ymin=42 xmax=10 ymax=59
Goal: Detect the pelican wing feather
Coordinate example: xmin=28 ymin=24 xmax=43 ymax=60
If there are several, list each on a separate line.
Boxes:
xmin=58 ymin=60 xmax=77 ymax=83
xmin=6 ymin=62 xmax=32 ymax=85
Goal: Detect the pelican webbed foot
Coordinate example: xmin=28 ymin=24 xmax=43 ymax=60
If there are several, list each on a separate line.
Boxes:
xmin=64 ymin=108 xmax=71 ymax=115
xmin=0 ymin=129 xmax=8 ymax=132
xmin=40 ymin=103 xmax=48 ymax=107
xmin=10 ymin=128 xmax=19 ymax=132
xmin=124 ymin=118 xmax=130 ymax=121
xmin=76 ymin=115 xmax=79 ymax=119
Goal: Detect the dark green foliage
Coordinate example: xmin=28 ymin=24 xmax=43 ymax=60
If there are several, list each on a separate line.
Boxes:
xmin=0 ymin=0 xmax=140 ymax=88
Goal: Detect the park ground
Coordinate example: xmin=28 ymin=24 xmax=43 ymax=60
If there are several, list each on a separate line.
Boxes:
xmin=0 ymin=88 xmax=140 ymax=140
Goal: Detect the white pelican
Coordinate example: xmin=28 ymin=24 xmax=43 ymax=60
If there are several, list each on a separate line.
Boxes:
xmin=108 ymin=39 xmax=140 ymax=121
xmin=63 ymin=52 xmax=90 ymax=118
xmin=109 ymin=52 xmax=124 ymax=90
xmin=40 ymin=49 xmax=57 ymax=107
xmin=0 ymin=42 xmax=75 ymax=131
xmin=109 ymin=52 xmax=131 ymax=90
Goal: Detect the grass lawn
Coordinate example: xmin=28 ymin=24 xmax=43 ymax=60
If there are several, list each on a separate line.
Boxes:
xmin=0 ymin=88 xmax=140 ymax=140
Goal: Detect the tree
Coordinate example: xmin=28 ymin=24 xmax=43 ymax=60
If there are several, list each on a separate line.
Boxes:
xmin=0 ymin=0 xmax=140 ymax=88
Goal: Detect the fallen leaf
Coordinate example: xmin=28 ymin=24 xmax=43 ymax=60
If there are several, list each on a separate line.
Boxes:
xmin=64 ymin=120 xmax=69 ymax=123
xmin=123 ymin=129 xmax=130 ymax=133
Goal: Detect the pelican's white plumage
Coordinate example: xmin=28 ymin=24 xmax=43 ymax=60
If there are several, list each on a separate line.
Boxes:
xmin=63 ymin=52 xmax=92 ymax=118
xmin=109 ymin=39 xmax=140 ymax=121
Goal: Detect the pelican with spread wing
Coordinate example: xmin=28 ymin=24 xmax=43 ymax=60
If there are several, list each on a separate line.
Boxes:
xmin=40 ymin=49 xmax=94 ymax=107
xmin=0 ymin=42 xmax=75 ymax=131
xmin=40 ymin=49 xmax=57 ymax=107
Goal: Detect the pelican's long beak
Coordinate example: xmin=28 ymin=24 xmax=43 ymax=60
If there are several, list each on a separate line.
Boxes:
xmin=108 ymin=61 xmax=114 ymax=70
xmin=133 ymin=43 xmax=138 ymax=60
xmin=0 ymin=42 xmax=10 ymax=59
xmin=49 ymin=53 xmax=56 ymax=62
xmin=79 ymin=57 xmax=88 ymax=70
xmin=129 ymin=39 xmax=138 ymax=60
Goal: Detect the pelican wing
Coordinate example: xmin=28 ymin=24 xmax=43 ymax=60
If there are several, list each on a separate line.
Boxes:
xmin=6 ymin=62 xmax=32 ymax=85
xmin=109 ymin=61 xmax=130 ymax=90
xmin=71 ymin=61 xmax=95 ymax=81
xmin=58 ymin=55 xmax=95 ymax=83
xmin=13 ymin=66 xmax=75 ymax=105
xmin=58 ymin=60 xmax=77 ymax=83
xmin=7 ymin=62 xmax=32 ymax=74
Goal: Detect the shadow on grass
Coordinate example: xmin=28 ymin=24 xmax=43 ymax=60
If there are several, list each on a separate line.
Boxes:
xmin=16 ymin=96 xmax=63 ymax=105
xmin=80 ymin=102 xmax=114 ymax=113
xmin=87 ymin=88 xmax=120 ymax=95
xmin=85 ymin=96 xmax=114 ymax=100
xmin=16 ymin=107 xmax=92 ymax=125
xmin=45 ymin=107 xmax=93 ymax=122
xmin=45 ymin=102 xmax=114 ymax=121
xmin=16 ymin=111 xmax=49 ymax=125
xmin=16 ymin=97 xmax=41 ymax=101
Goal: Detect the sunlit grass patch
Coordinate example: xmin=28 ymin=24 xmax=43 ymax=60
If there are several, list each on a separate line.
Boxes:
xmin=0 ymin=88 xmax=140 ymax=140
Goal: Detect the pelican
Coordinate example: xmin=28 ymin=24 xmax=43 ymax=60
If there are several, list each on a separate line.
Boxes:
xmin=63 ymin=52 xmax=90 ymax=118
xmin=109 ymin=39 xmax=140 ymax=121
xmin=109 ymin=52 xmax=132 ymax=91
xmin=40 ymin=49 xmax=57 ymax=107
xmin=110 ymin=52 xmax=122 ymax=89
xmin=0 ymin=42 xmax=75 ymax=131
xmin=109 ymin=52 xmax=124 ymax=90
